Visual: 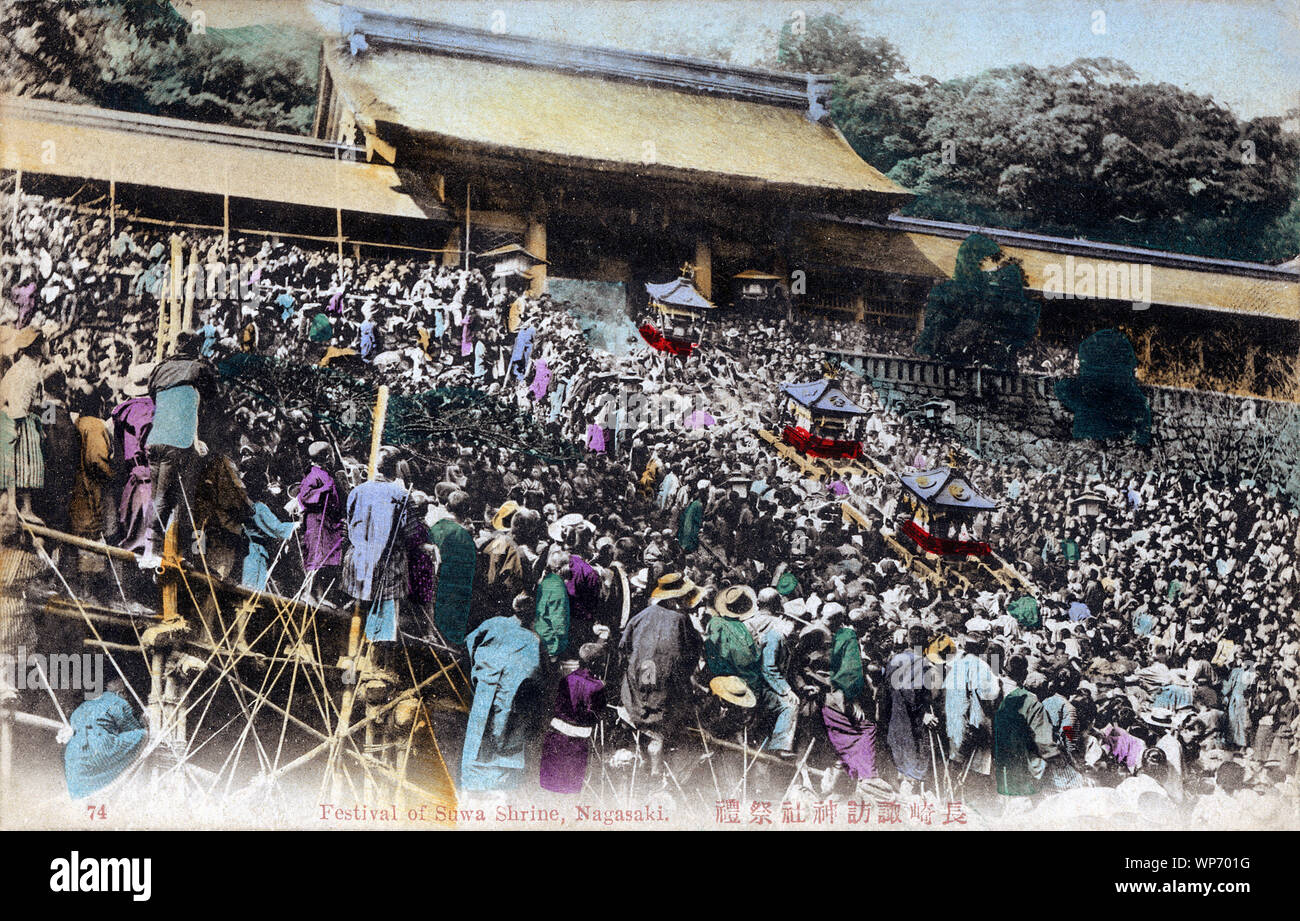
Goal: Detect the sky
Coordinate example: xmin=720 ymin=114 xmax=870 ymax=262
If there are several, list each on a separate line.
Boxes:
xmin=186 ymin=0 xmax=1298 ymax=120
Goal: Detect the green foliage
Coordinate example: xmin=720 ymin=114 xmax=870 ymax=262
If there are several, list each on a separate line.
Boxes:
xmin=914 ymin=233 xmax=1040 ymax=369
xmin=776 ymin=13 xmax=905 ymax=79
xmin=0 ymin=1 xmax=318 ymax=134
xmin=1055 ymin=330 xmax=1152 ymax=445
xmin=776 ymin=19 xmax=1300 ymax=263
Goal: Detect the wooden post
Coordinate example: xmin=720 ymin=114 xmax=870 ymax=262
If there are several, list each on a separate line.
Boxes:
xmin=155 ymin=261 xmax=170 ymax=362
xmin=367 ymin=385 xmax=389 ymax=481
xmin=160 ymin=519 xmax=181 ymax=624
xmin=464 ymin=183 xmax=471 ymax=270
xmin=441 ymin=226 xmax=460 ymax=269
xmin=168 ymin=235 xmax=184 ymax=353
xmin=336 ymin=208 xmax=344 ymax=267
xmin=11 ymin=168 xmax=20 ymax=238
xmin=525 ymin=219 xmax=547 ymax=297
xmin=181 ymin=244 xmax=198 ymax=337
xmin=109 ymin=179 xmax=116 ymax=238
xmin=694 ymin=239 xmax=712 ymax=301
xmin=222 ymin=194 xmax=230 ymax=260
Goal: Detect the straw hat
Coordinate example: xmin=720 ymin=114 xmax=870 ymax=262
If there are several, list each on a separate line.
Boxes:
xmin=713 ymin=585 xmax=757 ymax=619
xmin=0 ymin=325 xmax=39 ymax=357
xmin=121 ymin=362 xmax=153 ymax=398
xmin=547 ymin=512 xmax=591 ymax=542
xmin=650 ymin=573 xmax=703 ymax=607
xmin=491 ymin=500 xmax=520 ymax=531
xmin=709 ymin=675 xmax=756 ymax=708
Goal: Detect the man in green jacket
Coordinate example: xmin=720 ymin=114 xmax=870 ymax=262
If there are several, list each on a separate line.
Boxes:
xmin=993 ymin=655 xmax=1060 ymax=796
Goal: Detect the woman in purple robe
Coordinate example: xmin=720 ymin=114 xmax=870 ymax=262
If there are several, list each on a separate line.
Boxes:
xmin=529 ymin=358 xmax=551 ymax=402
xmin=539 ymin=642 xmax=607 ymax=794
xmin=297 ymin=463 xmax=344 ymax=572
xmin=110 ymin=397 xmax=153 ymax=553
xmin=565 ymin=554 xmax=601 ymax=622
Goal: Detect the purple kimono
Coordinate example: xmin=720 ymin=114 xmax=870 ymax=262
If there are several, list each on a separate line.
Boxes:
xmin=405 ymin=520 xmax=435 ymax=604
xmin=822 ymin=706 xmax=878 ymax=780
xmin=529 ymin=358 xmax=551 ymax=402
xmin=111 ymin=397 xmax=154 ymax=553
xmin=298 ymin=464 xmax=344 ymax=571
xmin=565 ymin=555 xmax=600 ymax=621
xmin=539 ymin=667 xmax=606 ymax=794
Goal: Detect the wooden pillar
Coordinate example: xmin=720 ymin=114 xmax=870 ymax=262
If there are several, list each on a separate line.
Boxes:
xmin=694 ymin=239 xmax=712 ymax=300
xmin=10 ymin=169 xmax=20 ymax=238
xmin=526 ymin=219 xmax=547 ymax=296
xmin=181 ymin=244 xmax=198 ymax=337
xmin=441 ymin=226 xmax=460 ymax=268
xmin=464 ymin=183 xmax=471 ymax=270
xmin=168 ymin=235 xmax=183 ymax=353
xmin=109 ymin=180 xmax=116 ymax=238
xmin=222 ymin=194 xmax=230 ymax=259
xmin=335 ymin=208 xmax=344 ymax=267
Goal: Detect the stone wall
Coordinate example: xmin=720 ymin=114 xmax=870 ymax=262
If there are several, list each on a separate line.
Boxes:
xmin=827 ymin=349 xmax=1300 ymax=492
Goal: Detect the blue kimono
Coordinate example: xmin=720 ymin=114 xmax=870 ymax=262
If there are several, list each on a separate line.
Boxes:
xmin=276 ymin=292 xmax=296 ymax=322
xmin=882 ymin=650 xmax=935 ymax=782
xmin=510 ymin=327 xmax=535 ymax=379
xmin=473 ymin=340 xmax=487 ymax=378
xmin=1223 ymin=666 xmax=1252 ymax=748
xmin=342 ymin=480 xmax=410 ymax=641
xmin=462 ymin=615 xmax=545 ymax=790
xmin=65 ymin=692 xmax=147 ymax=799
xmin=241 ymin=501 xmax=297 ymax=591
xmin=359 ymin=319 xmax=378 ymax=362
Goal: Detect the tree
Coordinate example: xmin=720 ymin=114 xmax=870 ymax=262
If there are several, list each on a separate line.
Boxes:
xmin=0 ymin=1 xmax=318 ymax=134
xmin=1056 ymin=330 xmax=1152 ymax=445
xmin=775 ymin=13 xmax=905 ymax=79
xmin=915 ymin=233 xmax=1041 ymax=369
xmin=776 ymin=13 xmax=1300 ymax=263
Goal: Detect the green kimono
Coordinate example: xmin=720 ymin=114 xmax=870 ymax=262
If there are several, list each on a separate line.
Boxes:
xmin=429 ymin=518 xmax=476 ymax=646
xmin=1060 ymin=539 xmax=1080 ymax=562
xmin=1007 ymin=596 xmax=1040 ymax=628
xmin=308 ymin=312 xmax=334 ymax=343
xmin=534 ymin=572 xmax=571 ymax=658
xmin=704 ymin=615 xmax=761 ymax=689
xmin=829 ymin=627 xmax=865 ymax=700
xmin=677 ymin=499 xmax=704 ymax=553
xmin=993 ymin=687 xmax=1057 ymax=796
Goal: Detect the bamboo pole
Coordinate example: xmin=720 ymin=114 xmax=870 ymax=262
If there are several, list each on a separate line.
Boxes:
xmin=155 ymin=254 xmax=169 ymax=362
xmin=463 ymin=182 xmax=470 ymax=270
xmin=222 ymin=194 xmax=230 ymax=259
xmin=367 ymin=385 xmax=389 ymax=481
xmin=335 ymin=207 xmax=344 ymax=266
xmin=168 ymin=234 xmax=184 ymax=353
xmin=181 ymin=243 xmax=197 ymax=336
xmin=109 ymin=179 xmax=116 ymax=238
xmin=11 ymin=168 xmax=20 ymax=237
xmin=21 ymin=522 xmax=342 ymax=622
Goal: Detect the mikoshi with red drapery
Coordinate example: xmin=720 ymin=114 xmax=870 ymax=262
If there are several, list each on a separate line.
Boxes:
xmin=778 ymin=377 xmax=869 ymax=460
xmin=640 ymin=273 xmax=715 ymax=358
xmin=897 ymin=465 xmax=998 ymax=557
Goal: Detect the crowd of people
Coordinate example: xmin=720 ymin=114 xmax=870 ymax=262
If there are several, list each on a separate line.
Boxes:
xmin=1 ymin=186 xmax=1297 ymax=827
